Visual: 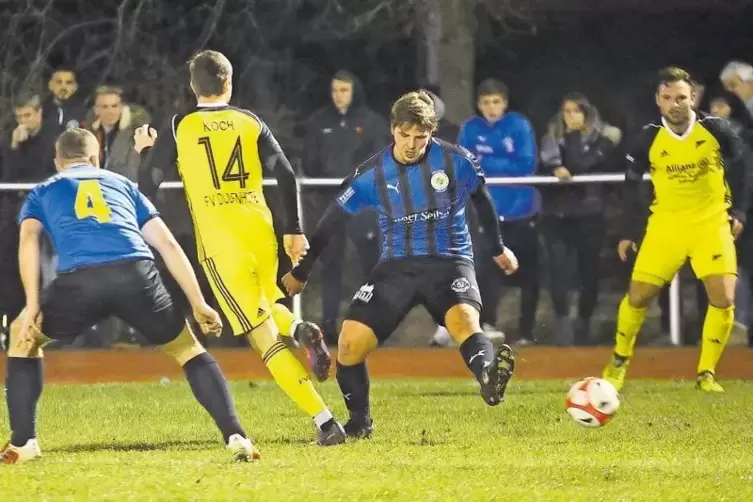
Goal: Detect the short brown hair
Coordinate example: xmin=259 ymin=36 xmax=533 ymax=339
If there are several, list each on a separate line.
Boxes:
xmin=332 ymin=69 xmax=355 ymax=84
xmin=477 ymin=78 xmax=508 ymax=99
xmin=93 ymin=85 xmax=124 ymax=100
xmin=56 ymin=128 xmax=98 ymax=161
xmin=390 ymin=90 xmax=438 ymax=132
xmin=189 ymin=50 xmax=233 ymax=97
xmin=12 ymin=93 xmax=42 ymax=110
xmin=657 ymin=67 xmax=693 ymax=90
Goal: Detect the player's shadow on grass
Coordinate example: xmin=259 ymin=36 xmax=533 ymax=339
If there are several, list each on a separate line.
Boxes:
xmin=263 ymin=436 xmax=314 ymax=446
xmin=49 ymin=439 xmax=219 ymax=454
xmin=391 ymin=390 xmax=476 ymax=398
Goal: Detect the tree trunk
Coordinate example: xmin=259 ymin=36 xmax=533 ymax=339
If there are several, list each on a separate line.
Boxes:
xmin=437 ymin=0 xmax=475 ymax=125
xmin=415 ymin=0 xmax=442 ymax=87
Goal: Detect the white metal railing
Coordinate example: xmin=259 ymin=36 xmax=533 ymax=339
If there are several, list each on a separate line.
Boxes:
xmin=0 ymin=172 xmax=683 ymax=346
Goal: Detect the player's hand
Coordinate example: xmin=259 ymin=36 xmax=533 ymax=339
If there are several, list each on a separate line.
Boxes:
xmin=730 ymin=216 xmax=744 ymax=240
xmin=618 ymin=240 xmax=638 ymax=262
xmin=192 ymin=302 xmax=223 ymax=337
xmin=553 ymin=167 xmax=572 ymax=181
xmin=284 ymin=234 xmax=309 ymax=265
xmin=16 ymin=305 xmax=42 ymax=349
xmin=282 ymin=272 xmax=307 ymax=296
xmin=133 ymin=124 xmax=158 ymax=153
xmin=493 ymin=246 xmax=519 ymax=276
xmin=11 ymin=125 xmax=30 ymax=149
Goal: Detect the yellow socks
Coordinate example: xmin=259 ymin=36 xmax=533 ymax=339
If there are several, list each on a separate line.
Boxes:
xmin=271 ymin=303 xmax=298 ymax=338
xmin=614 ymin=296 xmax=647 ymax=358
xmin=262 ymin=341 xmax=327 ymax=417
xmin=697 ymin=305 xmax=734 ymax=374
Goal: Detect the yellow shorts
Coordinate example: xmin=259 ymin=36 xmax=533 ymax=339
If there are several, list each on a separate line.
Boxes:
xmin=201 ymin=240 xmax=284 ymax=336
xmin=632 ymin=213 xmax=737 ymax=286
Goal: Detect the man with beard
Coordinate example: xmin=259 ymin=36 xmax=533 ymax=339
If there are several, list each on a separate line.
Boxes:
xmin=602 ymin=67 xmax=752 ymax=393
xmin=43 ymin=67 xmax=88 ymax=132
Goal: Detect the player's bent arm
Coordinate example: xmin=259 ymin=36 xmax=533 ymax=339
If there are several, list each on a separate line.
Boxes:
xmin=142 ymin=217 xmax=206 ymax=309
xmin=470 ymin=184 xmax=505 ymax=255
xmin=291 ymin=203 xmax=350 ymax=282
xmin=18 ymin=219 xmax=44 ymax=310
xmin=137 ymin=117 xmax=179 ymax=201
xmin=257 ymin=122 xmax=302 ymax=234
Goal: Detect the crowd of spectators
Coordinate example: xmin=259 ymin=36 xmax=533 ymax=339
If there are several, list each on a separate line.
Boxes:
xmin=2 ymin=60 xmax=753 ymax=349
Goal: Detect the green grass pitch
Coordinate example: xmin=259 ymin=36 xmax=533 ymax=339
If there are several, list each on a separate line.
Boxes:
xmin=1 ymin=379 xmax=753 ymax=501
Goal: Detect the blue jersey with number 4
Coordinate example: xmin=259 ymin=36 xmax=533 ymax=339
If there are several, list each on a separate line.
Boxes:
xmin=18 ymin=165 xmax=158 ymax=273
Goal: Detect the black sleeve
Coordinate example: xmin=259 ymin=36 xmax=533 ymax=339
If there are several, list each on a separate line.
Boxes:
xmin=562 ymin=131 xmax=618 ymax=174
xmin=290 ymin=175 xmax=355 ymax=281
xmin=137 ymin=116 xmax=179 ymax=201
xmin=623 ymin=128 xmax=653 ymax=242
xmin=258 ymin=121 xmax=302 ymax=234
xmin=470 ymin=183 xmax=505 ymax=256
xmin=301 ymin=118 xmax=322 ymax=178
xmin=291 ymin=202 xmax=350 ymax=281
xmin=708 ymin=117 xmax=752 ymax=224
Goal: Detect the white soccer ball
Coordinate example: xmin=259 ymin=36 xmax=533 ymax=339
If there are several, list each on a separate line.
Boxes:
xmin=565 ymin=377 xmax=620 ymax=428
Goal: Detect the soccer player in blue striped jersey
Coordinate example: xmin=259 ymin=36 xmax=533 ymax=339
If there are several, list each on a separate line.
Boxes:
xmin=283 ymin=91 xmax=519 ymax=437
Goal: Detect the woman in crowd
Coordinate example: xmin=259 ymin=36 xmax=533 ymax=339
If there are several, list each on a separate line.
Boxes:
xmin=539 ymin=93 xmax=622 ymax=345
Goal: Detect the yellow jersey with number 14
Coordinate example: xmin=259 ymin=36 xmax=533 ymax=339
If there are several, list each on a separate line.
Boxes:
xmin=171 ymin=105 xmax=276 ymax=261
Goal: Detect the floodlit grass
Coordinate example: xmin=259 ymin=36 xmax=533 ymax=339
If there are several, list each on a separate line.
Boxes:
xmin=1 ymin=379 xmax=752 ymax=501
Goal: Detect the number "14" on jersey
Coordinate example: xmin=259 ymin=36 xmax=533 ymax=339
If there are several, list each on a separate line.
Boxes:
xmin=198 ymin=136 xmax=249 ymax=189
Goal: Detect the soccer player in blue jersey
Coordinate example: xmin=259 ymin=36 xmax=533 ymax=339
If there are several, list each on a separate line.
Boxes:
xmin=283 ymin=91 xmax=519 ymax=437
xmin=1 ymin=129 xmax=259 ymax=463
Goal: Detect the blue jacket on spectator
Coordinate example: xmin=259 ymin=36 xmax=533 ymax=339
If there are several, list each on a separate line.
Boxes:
xmin=458 ymin=113 xmax=539 ymax=220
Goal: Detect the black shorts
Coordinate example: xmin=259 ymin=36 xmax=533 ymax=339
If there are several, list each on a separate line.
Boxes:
xmin=40 ymin=259 xmax=185 ymax=345
xmin=346 ymin=256 xmax=482 ymax=342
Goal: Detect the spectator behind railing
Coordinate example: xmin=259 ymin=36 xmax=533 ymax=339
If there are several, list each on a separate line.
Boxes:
xmin=705 ymin=87 xmax=753 ymax=346
xmin=460 ymin=79 xmax=539 ymax=346
xmin=82 ymin=86 xmax=151 ymax=347
xmin=423 ymin=87 xmax=460 ymax=142
xmin=0 ymin=93 xmax=59 ymax=330
xmin=86 ymin=85 xmax=150 ymax=182
xmin=539 ymin=93 xmax=622 ymax=345
xmin=719 ymin=61 xmax=753 ymax=117
xmin=2 ymin=94 xmax=57 ymax=182
xmin=301 ymin=70 xmax=386 ymax=344
xmin=42 ymin=66 xmax=88 ymax=133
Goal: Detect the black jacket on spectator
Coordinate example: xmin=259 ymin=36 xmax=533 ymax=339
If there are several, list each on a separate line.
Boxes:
xmin=1 ymin=124 xmax=57 ymax=182
xmin=424 ymin=88 xmax=460 ymax=143
xmin=539 ymin=120 xmax=622 ymax=216
xmin=42 ymin=94 xmax=89 ymax=132
xmin=302 ymin=75 xmax=388 ymax=178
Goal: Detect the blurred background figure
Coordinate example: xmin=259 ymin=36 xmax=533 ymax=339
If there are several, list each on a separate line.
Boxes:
xmin=87 ymin=85 xmax=151 ymax=182
xmin=302 ymin=70 xmax=387 ymax=344
xmin=43 ymin=66 xmax=88 ymax=133
xmin=539 ymin=93 xmax=621 ymax=345
xmin=704 ymin=87 xmax=753 ymax=346
xmin=1 ymin=93 xmax=59 ymax=339
xmin=432 ymin=79 xmax=539 ymax=347
xmin=719 ymin=61 xmax=753 ymax=117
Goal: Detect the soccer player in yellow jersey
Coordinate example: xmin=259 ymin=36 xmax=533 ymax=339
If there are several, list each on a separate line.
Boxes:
xmin=603 ymin=67 xmax=752 ymax=393
xmin=135 ymin=50 xmax=345 ymax=445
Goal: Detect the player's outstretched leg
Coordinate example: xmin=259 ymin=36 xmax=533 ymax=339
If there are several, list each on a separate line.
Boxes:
xmin=602 ymin=281 xmax=658 ymax=391
xmin=335 ymin=321 xmax=378 ymax=438
xmin=2 ymin=312 xmax=45 ymax=464
xmin=271 ymin=302 xmax=331 ymax=382
xmin=248 ymin=318 xmax=345 ymax=446
xmin=161 ymin=326 xmax=260 ymax=461
xmin=695 ymin=275 xmax=736 ymax=393
xmin=445 ymin=304 xmax=515 ymax=406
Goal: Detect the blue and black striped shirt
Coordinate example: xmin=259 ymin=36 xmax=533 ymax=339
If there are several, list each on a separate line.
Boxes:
xmin=336 ymin=138 xmax=483 ymax=262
